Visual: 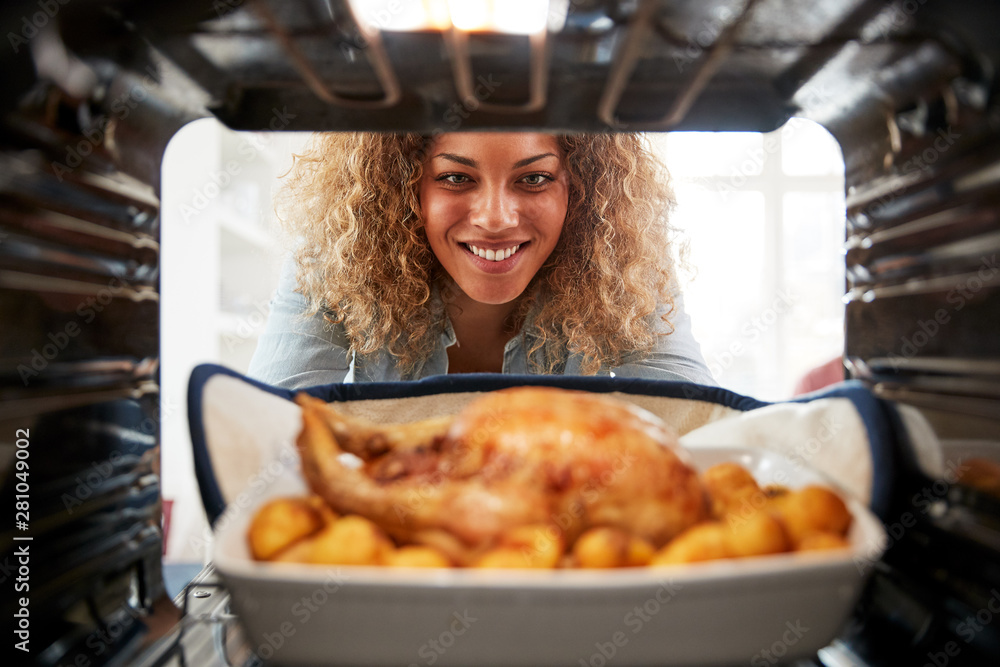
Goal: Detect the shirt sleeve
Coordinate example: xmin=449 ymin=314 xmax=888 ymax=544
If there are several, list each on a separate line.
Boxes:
xmin=246 ymin=257 xmax=353 ymax=390
xmin=609 ymin=289 xmax=717 ymax=385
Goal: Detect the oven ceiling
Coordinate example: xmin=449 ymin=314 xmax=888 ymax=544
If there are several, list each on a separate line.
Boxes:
xmin=5 ymin=0 xmax=995 ymax=139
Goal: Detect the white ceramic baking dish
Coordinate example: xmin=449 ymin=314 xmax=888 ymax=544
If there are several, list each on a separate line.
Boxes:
xmin=212 ymin=445 xmax=886 ymax=667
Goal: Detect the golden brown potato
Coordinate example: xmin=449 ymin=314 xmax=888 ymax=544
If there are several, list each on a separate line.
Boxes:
xmin=271 ymin=537 xmax=318 ymax=563
xmin=472 ymin=524 xmax=564 ymax=569
xmin=626 ymin=536 xmax=656 ymax=566
xmin=573 ymin=527 xmax=630 ymax=568
xmin=527 ymin=526 xmax=566 ymax=568
xmin=651 ymin=522 xmax=731 ymax=566
xmin=384 ymin=546 xmax=452 ymax=568
xmin=702 ymin=462 xmax=764 ymax=519
xmin=408 ymin=530 xmax=471 ymax=567
xmin=473 ymin=547 xmax=538 ymax=569
xmin=571 ymin=527 xmax=656 ymax=568
xmin=768 ymin=486 xmax=851 ymax=546
xmin=725 ymin=511 xmax=789 ymax=558
xmin=248 ymin=497 xmax=325 ymax=560
xmin=652 ymin=510 xmax=791 ymax=566
xmin=310 ymin=515 xmax=394 ymax=565
xmin=502 ymin=524 xmax=564 ymax=568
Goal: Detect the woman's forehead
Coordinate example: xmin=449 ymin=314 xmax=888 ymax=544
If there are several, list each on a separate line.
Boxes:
xmin=425 ymin=132 xmax=562 ymax=160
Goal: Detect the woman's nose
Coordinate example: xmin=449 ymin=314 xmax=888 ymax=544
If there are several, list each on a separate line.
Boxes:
xmin=470 ymin=186 xmax=518 ymax=231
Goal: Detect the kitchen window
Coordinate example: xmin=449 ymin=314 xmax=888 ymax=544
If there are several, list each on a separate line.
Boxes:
xmin=652 ymin=119 xmax=846 ymax=400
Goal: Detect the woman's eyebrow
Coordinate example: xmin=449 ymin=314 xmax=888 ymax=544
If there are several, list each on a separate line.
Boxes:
xmin=431 ymin=152 xmax=558 ymax=169
xmin=513 ymin=152 xmax=557 ymax=168
xmin=433 ymin=153 xmax=477 ymax=167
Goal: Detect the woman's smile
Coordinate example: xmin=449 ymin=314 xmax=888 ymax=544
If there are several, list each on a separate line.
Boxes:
xmin=464 ymin=242 xmax=523 ymax=262
xmin=461 ymin=241 xmax=530 ymax=275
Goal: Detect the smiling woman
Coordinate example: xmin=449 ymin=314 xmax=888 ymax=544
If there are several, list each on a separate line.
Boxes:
xmin=420 ymin=134 xmax=569 ymax=372
xmin=246 ymin=132 xmax=715 ymax=387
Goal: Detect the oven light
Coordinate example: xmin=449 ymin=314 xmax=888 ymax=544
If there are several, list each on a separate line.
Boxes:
xmin=425 ymin=0 xmax=452 ymax=30
xmin=347 ymin=0 xmax=564 ymax=34
xmin=450 ymin=0 xmax=550 ymax=34
xmin=346 ymin=0 xmax=450 ymax=32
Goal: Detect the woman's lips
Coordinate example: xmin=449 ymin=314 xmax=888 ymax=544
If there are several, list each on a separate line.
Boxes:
xmin=462 ymin=242 xmax=527 ymax=273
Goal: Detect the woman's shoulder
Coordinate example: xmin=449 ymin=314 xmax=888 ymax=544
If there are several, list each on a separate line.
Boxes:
xmin=261 ymin=256 xmax=350 ymax=344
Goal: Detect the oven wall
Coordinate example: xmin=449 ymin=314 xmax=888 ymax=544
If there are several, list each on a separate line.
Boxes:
xmin=830 ymin=64 xmax=1000 ymax=663
xmin=839 ymin=92 xmax=1000 ymax=452
xmin=0 ymin=63 xmax=196 ymax=663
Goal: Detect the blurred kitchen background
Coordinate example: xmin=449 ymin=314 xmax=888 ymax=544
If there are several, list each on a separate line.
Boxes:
xmin=158 ymin=120 xmax=845 ymax=563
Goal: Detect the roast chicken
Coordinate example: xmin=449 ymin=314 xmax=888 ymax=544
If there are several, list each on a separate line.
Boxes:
xmin=294 ymin=387 xmax=706 ymax=563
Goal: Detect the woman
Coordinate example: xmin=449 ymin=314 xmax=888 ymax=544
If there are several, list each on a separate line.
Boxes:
xmin=247 ymin=132 xmax=714 ymax=388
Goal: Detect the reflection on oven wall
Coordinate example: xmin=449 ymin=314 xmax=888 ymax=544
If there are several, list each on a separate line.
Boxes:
xmin=156 ymin=119 xmax=846 ymax=563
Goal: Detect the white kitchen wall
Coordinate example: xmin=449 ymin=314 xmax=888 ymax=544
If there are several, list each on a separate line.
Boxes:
xmin=160 ymin=119 xmax=308 ymax=563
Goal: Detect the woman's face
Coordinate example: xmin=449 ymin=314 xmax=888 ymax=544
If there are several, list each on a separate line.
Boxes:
xmin=419 ymin=132 xmax=569 ymax=306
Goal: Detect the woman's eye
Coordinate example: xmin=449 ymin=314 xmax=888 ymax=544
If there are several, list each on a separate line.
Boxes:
xmin=440 ymin=174 xmax=470 ymax=185
xmin=521 ymin=173 xmax=551 ymax=186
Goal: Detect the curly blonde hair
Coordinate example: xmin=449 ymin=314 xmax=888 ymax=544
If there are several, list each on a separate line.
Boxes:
xmin=278 ymin=132 xmax=681 ymax=376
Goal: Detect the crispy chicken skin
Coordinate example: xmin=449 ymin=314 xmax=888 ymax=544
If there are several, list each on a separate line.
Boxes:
xmin=295 ymin=387 xmax=706 ymax=563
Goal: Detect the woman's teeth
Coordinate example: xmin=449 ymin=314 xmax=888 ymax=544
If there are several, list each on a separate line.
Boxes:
xmin=467 ymin=244 xmax=520 ymax=262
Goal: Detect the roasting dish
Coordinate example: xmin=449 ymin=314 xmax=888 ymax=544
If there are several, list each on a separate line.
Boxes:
xmin=203 ymin=377 xmax=886 ymax=667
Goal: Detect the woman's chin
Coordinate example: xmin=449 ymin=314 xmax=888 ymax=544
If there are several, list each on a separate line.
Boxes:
xmin=468 ymin=293 xmax=522 ymax=307
xmin=459 ymin=284 xmax=526 ymax=307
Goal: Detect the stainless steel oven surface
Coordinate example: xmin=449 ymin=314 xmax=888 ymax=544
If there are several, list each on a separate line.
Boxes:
xmin=1 ymin=1 xmax=999 ymax=666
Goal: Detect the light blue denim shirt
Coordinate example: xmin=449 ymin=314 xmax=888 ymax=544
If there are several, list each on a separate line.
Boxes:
xmin=247 ymin=259 xmax=716 ymax=389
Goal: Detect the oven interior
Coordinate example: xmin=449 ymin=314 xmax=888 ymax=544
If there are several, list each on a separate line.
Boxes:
xmin=1 ymin=0 xmax=999 ymax=665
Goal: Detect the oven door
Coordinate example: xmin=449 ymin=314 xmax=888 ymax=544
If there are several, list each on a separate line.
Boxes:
xmin=2 ymin=0 xmax=999 ymax=665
